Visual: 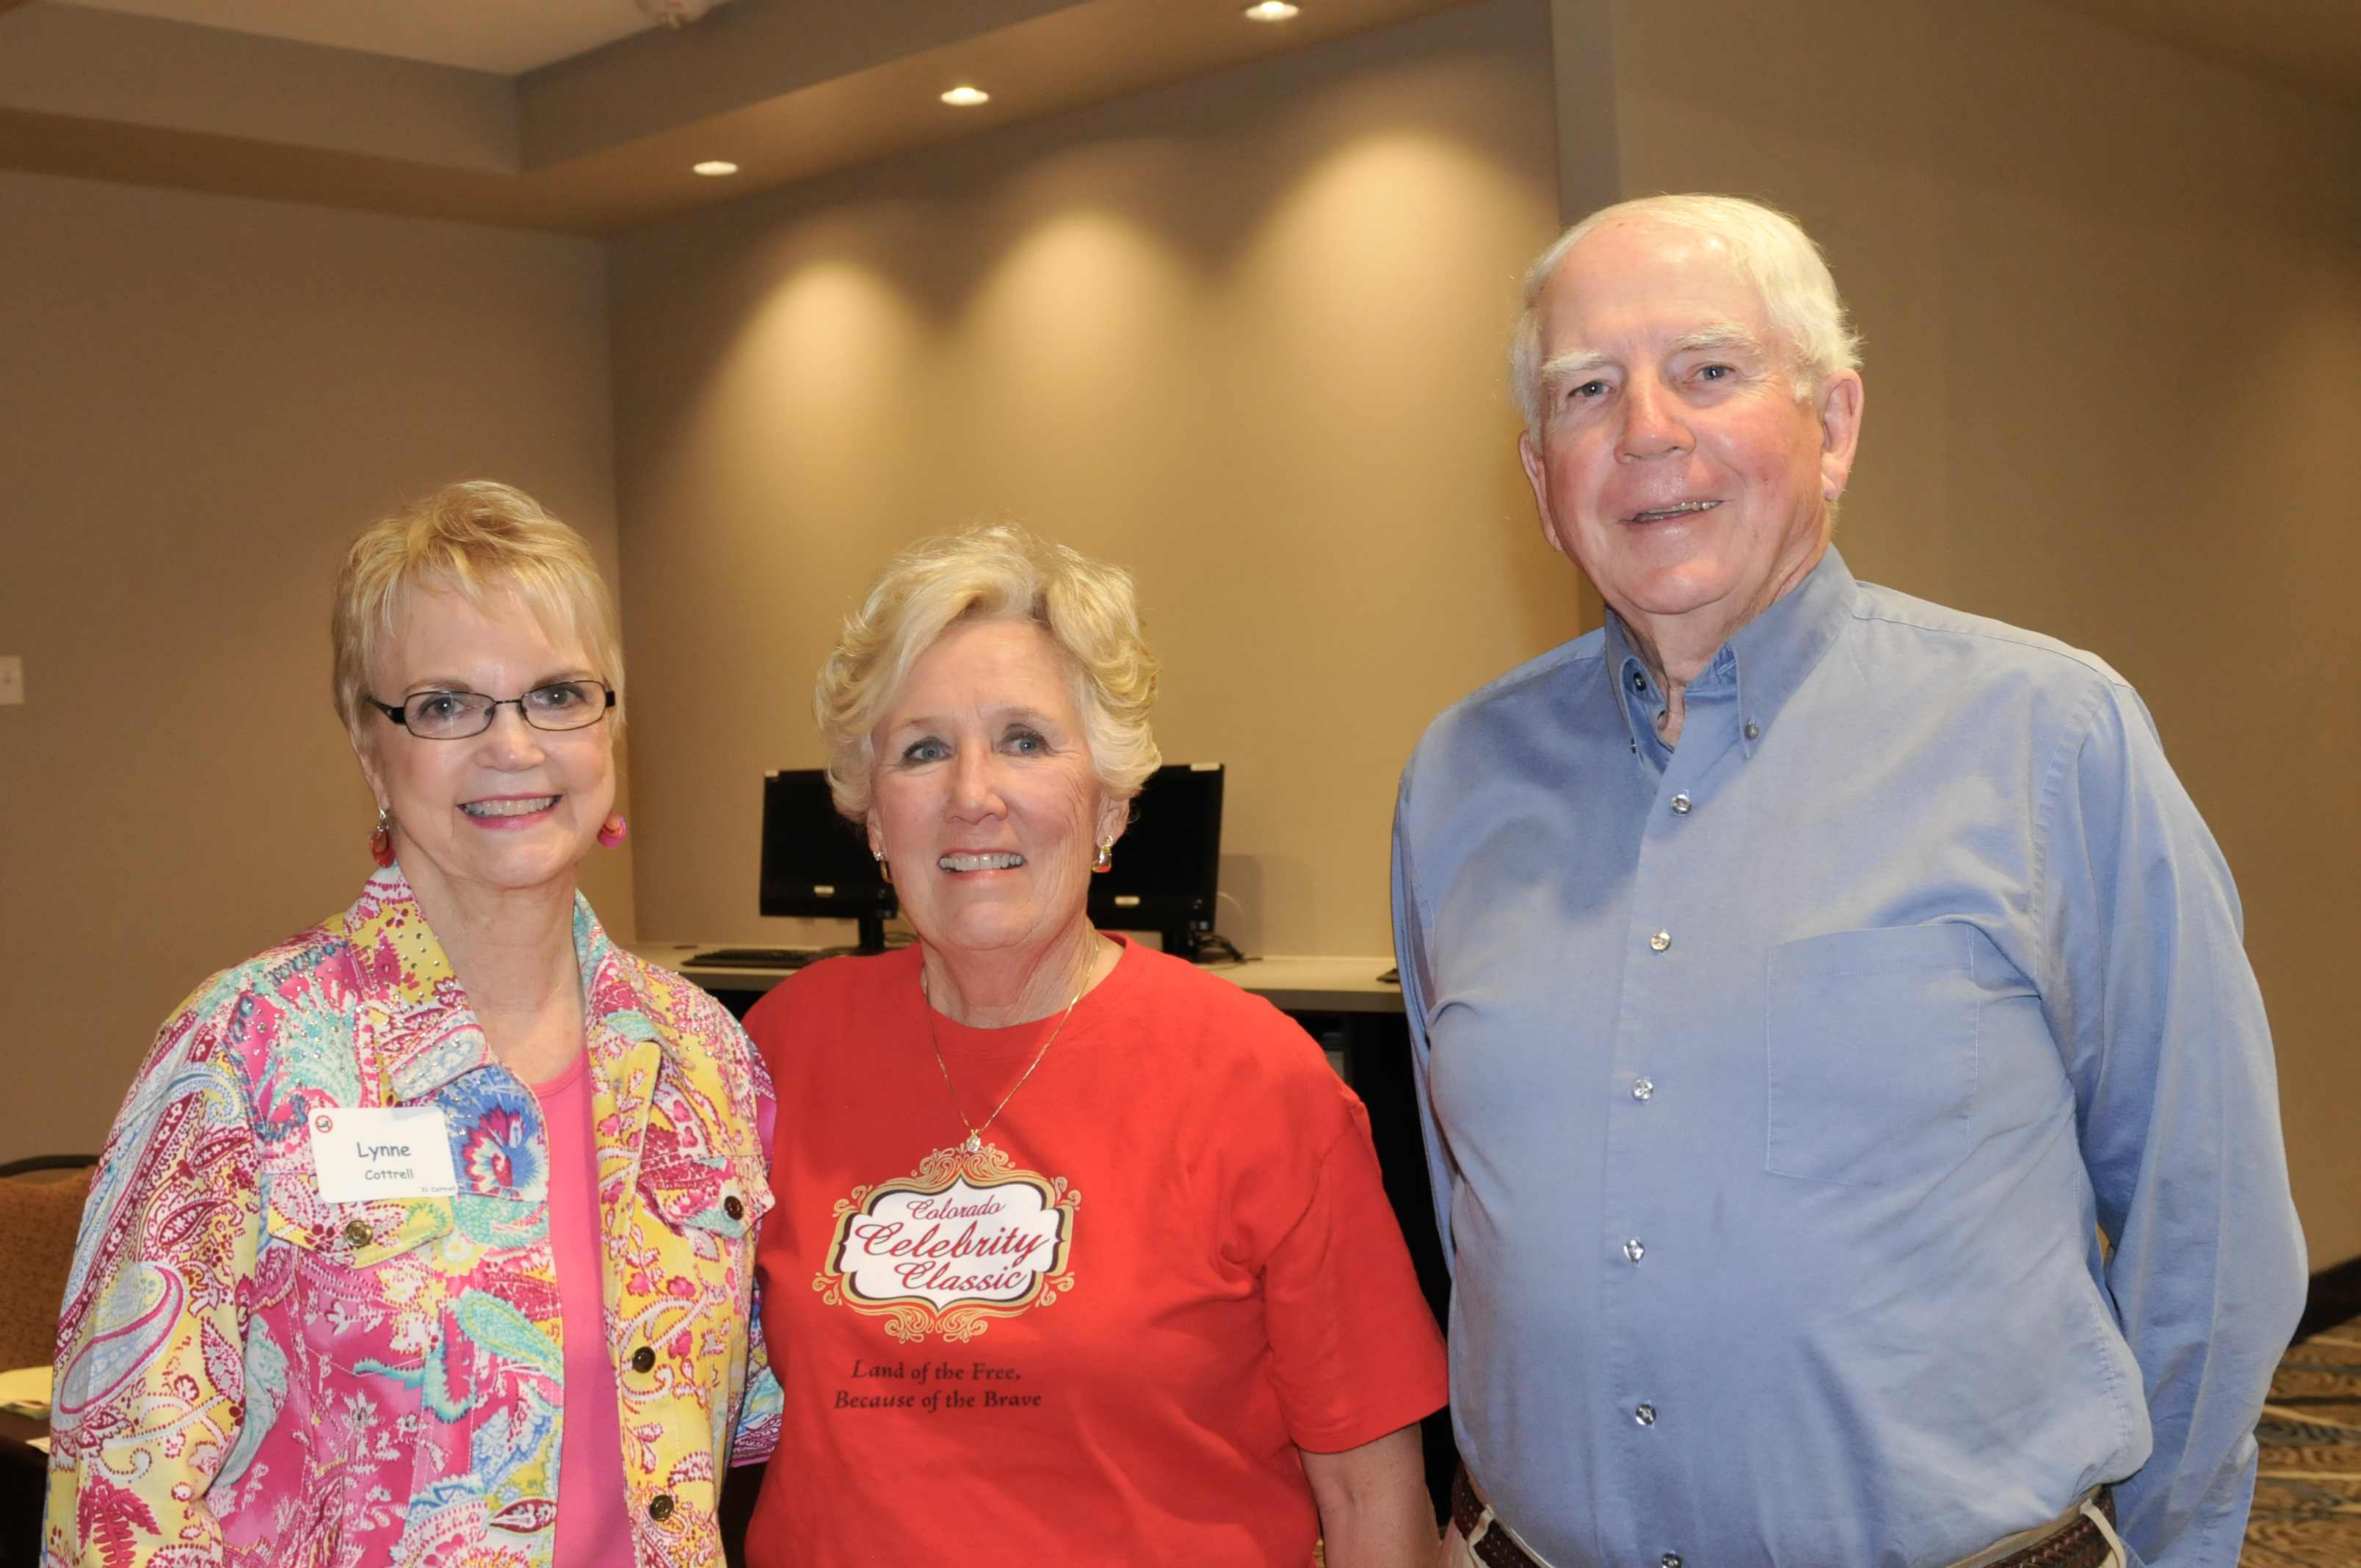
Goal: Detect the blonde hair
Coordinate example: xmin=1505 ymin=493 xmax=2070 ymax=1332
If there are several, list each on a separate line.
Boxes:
xmin=1511 ymin=193 xmax=1862 ymax=434
xmin=816 ymin=520 xmax=1161 ymax=820
xmin=331 ymin=481 xmax=624 ymax=736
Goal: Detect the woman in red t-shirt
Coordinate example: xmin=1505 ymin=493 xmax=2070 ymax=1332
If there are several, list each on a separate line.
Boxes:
xmin=743 ymin=521 xmax=1448 ymax=1568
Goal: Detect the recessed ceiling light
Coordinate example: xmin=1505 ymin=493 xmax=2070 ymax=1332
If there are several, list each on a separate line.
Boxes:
xmin=940 ymin=85 xmax=991 ymax=106
xmin=692 ymin=160 xmax=739 ymax=176
xmin=1242 ymin=1 xmax=1300 ymax=19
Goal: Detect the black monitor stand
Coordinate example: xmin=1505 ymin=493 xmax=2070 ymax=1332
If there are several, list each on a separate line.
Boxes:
xmin=857 ymin=913 xmax=889 ymax=955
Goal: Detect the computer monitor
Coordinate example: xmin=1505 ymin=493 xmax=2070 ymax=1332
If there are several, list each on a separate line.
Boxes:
xmin=1090 ymin=763 xmax=1223 ymax=959
xmin=759 ymin=769 xmax=896 ymax=952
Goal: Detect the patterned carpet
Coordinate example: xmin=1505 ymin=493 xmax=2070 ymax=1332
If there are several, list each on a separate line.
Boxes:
xmin=2246 ymin=1313 xmax=2361 ymax=1566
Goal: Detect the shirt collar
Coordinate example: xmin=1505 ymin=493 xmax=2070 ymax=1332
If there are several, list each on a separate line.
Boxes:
xmin=1606 ymin=636 xmax=1673 ymax=768
xmin=1601 ymin=545 xmax=1858 ymax=761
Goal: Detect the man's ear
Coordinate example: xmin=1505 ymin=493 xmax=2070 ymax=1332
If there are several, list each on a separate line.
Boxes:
xmin=1816 ymin=369 xmax=1865 ymax=504
xmin=1519 ymin=432 xmax=1569 ymax=556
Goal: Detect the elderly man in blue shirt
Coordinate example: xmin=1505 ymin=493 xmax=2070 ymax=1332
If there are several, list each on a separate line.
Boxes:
xmin=1392 ymin=193 xmax=2304 ymax=1568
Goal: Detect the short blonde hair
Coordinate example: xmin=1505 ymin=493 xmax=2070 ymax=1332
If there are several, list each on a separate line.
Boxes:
xmin=816 ymin=520 xmax=1161 ymax=820
xmin=331 ymin=481 xmax=624 ymax=736
xmin=1512 ymin=193 xmax=1862 ymax=433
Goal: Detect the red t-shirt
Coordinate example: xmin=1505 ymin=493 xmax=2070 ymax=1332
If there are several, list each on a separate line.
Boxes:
xmin=743 ymin=938 xmax=1447 ymax=1568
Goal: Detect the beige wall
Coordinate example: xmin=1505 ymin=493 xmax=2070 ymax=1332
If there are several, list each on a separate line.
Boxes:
xmin=1604 ymin=0 xmax=2361 ymax=1263
xmin=0 ymin=170 xmax=627 ymax=1160
xmin=609 ymin=0 xmax=1579 ymax=959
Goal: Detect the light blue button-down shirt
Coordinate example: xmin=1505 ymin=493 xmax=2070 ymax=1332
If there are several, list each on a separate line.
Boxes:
xmin=1392 ymin=548 xmax=2304 ymax=1568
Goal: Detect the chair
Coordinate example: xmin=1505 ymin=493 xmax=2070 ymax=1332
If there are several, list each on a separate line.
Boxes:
xmin=0 ymin=1156 xmax=93 ymax=1567
xmin=0 ymin=1157 xmax=95 ymax=1373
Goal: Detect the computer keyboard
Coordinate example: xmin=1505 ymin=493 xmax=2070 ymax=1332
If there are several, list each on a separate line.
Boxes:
xmin=685 ymin=947 xmax=824 ymax=970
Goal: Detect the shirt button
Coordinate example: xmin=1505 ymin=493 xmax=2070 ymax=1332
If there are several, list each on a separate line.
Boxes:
xmin=1624 ymin=1238 xmax=1645 ymax=1262
xmin=723 ymin=1195 xmax=745 ymax=1221
xmin=1630 ymin=669 xmax=1647 ymax=692
xmin=1648 ymin=931 xmax=1672 ymax=952
xmin=1632 ymin=1078 xmax=1653 ymax=1101
xmin=1663 ymin=1556 xmax=1683 ymax=1568
xmin=648 ymin=1495 xmax=675 ymax=1522
xmin=342 ymin=1220 xmax=372 ymax=1246
xmin=1634 ymin=1403 xmax=1656 ymax=1426
xmin=1744 ymin=722 xmax=1761 ymax=740
xmin=1669 ymin=793 xmax=1691 ymax=813
xmin=631 ymin=1346 xmax=656 ymax=1373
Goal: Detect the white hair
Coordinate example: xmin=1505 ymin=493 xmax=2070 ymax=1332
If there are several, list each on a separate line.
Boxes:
xmin=813 ymin=520 xmax=1161 ymax=821
xmin=1510 ymin=193 xmax=1861 ymax=434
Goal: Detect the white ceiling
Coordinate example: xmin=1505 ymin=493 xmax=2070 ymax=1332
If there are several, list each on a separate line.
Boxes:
xmin=46 ymin=0 xmax=661 ymax=73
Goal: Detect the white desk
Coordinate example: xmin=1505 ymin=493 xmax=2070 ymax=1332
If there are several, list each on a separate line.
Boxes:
xmin=1197 ymin=955 xmax=1404 ymax=1014
xmin=628 ymin=945 xmax=1404 ymax=1015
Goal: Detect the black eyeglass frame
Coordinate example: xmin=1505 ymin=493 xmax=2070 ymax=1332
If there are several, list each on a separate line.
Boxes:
xmin=369 ymin=682 xmax=617 ymax=739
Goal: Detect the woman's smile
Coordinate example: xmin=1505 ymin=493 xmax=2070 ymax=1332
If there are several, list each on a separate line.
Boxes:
xmin=938 ymin=850 xmax=1026 ymax=872
xmin=461 ymin=793 xmax=561 ymax=824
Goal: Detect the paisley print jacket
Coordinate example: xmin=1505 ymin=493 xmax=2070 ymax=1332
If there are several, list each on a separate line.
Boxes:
xmin=46 ymin=868 xmax=781 ymax=1568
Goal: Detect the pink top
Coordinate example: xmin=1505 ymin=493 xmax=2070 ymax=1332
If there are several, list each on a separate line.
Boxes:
xmin=534 ymin=1052 xmax=636 ymax=1568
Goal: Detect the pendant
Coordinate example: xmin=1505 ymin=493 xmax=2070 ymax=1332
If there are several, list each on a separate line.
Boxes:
xmin=962 ymin=1132 xmax=982 ymax=1154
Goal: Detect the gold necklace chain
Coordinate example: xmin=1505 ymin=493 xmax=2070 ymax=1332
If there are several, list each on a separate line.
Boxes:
xmin=923 ymin=948 xmax=1093 ymax=1154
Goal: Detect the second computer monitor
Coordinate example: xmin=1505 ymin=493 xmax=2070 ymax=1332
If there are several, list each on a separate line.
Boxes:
xmin=1089 ymin=763 xmax=1223 ymax=959
xmin=760 ymin=769 xmax=896 ymax=951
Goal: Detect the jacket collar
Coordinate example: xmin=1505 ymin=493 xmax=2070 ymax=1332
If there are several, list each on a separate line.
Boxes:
xmin=341 ymin=865 xmax=671 ymax=1106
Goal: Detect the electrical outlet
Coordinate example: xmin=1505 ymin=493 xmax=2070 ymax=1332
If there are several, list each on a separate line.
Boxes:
xmin=0 ymin=656 xmax=20 ymax=706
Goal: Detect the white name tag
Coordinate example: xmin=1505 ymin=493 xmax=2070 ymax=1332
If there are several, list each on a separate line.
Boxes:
xmin=311 ymin=1106 xmax=459 ymax=1203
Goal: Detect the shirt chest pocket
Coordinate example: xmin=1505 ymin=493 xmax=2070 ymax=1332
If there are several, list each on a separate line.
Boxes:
xmin=1765 ymin=924 xmax=1979 ymax=1187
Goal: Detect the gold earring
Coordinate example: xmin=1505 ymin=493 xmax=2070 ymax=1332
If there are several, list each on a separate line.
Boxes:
xmin=1092 ymin=837 xmax=1113 ymax=873
xmin=873 ymin=847 xmax=892 ymax=884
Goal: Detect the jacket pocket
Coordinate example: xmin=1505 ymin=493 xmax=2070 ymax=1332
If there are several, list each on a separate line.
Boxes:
xmin=266 ymin=1194 xmax=456 ymax=1267
xmin=637 ymin=1155 xmax=771 ymax=1241
xmin=1766 ymin=924 xmax=1978 ymax=1187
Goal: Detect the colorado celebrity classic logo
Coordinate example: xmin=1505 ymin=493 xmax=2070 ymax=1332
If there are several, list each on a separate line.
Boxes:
xmin=816 ymin=1142 xmax=1079 ymax=1344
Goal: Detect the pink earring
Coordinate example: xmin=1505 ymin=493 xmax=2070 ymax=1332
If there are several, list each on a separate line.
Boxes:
xmin=370 ymin=809 xmax=396 ymax=868
xmin=597 ymin=812 xmax=628 ymax=848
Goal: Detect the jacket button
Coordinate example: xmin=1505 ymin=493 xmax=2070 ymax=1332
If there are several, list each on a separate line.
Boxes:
xmin=647 ymin=1495 xmax=675 ymax=1522
xmin=631 ymin=1346 xmax=656 ymax=1373
xmin=342 ymin=1220 xmax=373 ymax=1246
xmin=722 ymin=1195 xmax=744 ymax=1221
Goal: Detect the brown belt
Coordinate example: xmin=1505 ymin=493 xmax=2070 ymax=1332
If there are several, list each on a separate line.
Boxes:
xmin=1449 ymin=1464 xmax=2120 ymax=1568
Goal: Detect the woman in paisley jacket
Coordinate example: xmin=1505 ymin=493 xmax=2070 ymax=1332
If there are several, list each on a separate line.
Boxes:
xmin=47 ymin=482 xmax=778 ymax=1568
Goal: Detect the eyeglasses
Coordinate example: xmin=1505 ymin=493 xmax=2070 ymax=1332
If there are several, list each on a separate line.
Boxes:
xmin=369 ymin=681 xmax=615 ymax=740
